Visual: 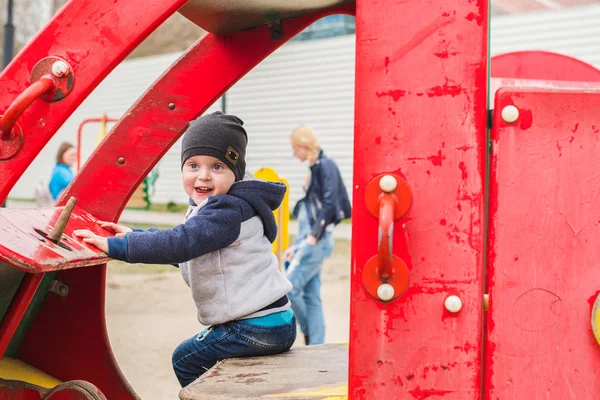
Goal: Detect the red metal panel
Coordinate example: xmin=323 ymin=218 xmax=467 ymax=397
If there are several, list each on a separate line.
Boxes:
xmin=14 ymin=6 xmax=355 ymax=399
xmin=0 ymin=0 xmax=187 ymax=203
xmin=491 ymin=51 xmax=600 ymax=82
xmin=0 ymin=207 xmax=109 ymax=273
xmin=351 ymin=0 xmax=488 ymax=398
xmin=0 ymin=275 xmax=42 ymax=358
xmin=485 ymin=88 xmax=600 ymax=398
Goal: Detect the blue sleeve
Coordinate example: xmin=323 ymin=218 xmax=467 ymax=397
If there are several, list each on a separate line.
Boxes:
xmin=107 ymin=196 xmax=242 ymax=264
xmin=49 ymin=167 xmax=74 ymax=200
xmin=311 ymin=161 xmax=338 ymax=239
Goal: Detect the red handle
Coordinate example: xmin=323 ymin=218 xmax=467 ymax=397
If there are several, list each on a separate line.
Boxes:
xmin=1 ymin=76 xmax=55 ymax=141
xmin=363 ymin=174 xmax=412 ymax=301
xmin=378 ymin=194 xmax=395 ymax=280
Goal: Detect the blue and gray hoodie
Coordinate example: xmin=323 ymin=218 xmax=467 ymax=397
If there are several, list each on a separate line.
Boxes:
xmin=107 ymin=177 xmax=292 ymax=326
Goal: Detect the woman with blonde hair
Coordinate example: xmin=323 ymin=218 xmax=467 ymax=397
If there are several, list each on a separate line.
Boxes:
xmin=284 ymin=125 xmax=351 ymax=345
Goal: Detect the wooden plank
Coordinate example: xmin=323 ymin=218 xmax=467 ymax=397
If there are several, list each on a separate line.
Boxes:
xmin=179 ymin=344 xmax=348 ymax=400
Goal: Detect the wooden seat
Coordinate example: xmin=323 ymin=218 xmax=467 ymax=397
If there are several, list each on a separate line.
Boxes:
xmin=179 ymin=343 xmax=348 ymax=400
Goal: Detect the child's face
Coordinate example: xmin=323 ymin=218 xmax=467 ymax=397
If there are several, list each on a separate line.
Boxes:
xmin=182 ymin=155 xmax=236 ymax=205
xmin=62 ymin=147 xmax=77 ymax=167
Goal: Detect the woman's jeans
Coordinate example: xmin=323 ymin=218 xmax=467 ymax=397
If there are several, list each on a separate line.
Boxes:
xmin=286 ymin=233 xmax=334 ymax=345
xmin=172 ymin=317 xmax=296 ymax=387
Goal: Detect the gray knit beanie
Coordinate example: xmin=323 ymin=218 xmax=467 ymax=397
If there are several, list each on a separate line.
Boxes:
xmin=181 ymin=111 xmax=248 ymax=181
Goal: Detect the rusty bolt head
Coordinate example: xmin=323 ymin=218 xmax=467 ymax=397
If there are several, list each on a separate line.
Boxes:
xmin=168 ymin=103 xmax=176 ymax=110
xmin=51 ymin=60 xmax=69 ymax=77
xmin=117 ymin=157 xmax=125 ymax=165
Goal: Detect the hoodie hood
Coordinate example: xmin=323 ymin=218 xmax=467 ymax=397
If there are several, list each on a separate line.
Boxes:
xmin=227 ymin=178 xmax=286 ymax=242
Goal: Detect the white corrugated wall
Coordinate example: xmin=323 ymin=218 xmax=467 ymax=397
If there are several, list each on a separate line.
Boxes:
xmin=10 ymin=4 xmax=600 ymax=207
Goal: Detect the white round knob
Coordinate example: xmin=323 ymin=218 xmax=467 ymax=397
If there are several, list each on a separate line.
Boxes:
xmin=501 ymin=105 xmax=519 ymax=124
xmin=51 ymin=60 xmax=69 ymax=77
xmin=444 ymin=295 xmax=462 ymax=313
xmin=379 ymin=175 xmax=397 ymax=193
xmin=377 ymin=283 xmax=395 ymax=301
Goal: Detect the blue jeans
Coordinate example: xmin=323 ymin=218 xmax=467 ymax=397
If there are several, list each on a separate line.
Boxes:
xmin=172 ymin=318 xmax=296 ymax=387
xmin=286 ymin=233 xmax=334 ymax=345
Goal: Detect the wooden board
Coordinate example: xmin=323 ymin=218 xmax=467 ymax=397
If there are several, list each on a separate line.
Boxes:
xmin=180 ymin=344 xmax=348 ymax=400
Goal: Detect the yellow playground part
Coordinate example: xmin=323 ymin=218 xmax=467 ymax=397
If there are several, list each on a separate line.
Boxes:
xmin=0 ymin=357 xmax=61 ymax=388
xmin=255 ymin=168 xmax=290 ymax=267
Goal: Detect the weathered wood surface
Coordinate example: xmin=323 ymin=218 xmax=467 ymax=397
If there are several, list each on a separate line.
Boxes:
xmin=179 ymin=344 xmax=348 ymax=400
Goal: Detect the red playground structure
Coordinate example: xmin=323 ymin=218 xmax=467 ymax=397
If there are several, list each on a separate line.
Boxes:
xmin=1 ymin=1 xmax=600 ymax=399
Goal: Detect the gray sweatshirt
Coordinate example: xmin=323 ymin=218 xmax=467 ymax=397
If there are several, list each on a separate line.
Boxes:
xmin=107 ymin=178 xmax=292 ymax=326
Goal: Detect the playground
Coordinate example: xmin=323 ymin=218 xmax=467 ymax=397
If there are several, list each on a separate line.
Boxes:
xmin=4 ymin=0 xmax=600 ymax=399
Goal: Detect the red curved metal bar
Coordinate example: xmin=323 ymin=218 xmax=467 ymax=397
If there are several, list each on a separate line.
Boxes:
xmin=1 ymin=76 xmax=54 ymax=141
xmin=15 ymin=5 xmax=355 ymax=400
xmin=377 ymin=194 xmax=395 ymax=280
xmin=0 ymin=0 xmax=188 ymax=204
xmin=491 ymin=50 xmax=600 ymax=82
xmin=0 ymin=0 xmax=188 ymax=398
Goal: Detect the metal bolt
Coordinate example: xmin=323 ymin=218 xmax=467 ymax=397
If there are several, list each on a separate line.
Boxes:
xmin=117 ymin=157 xmax=125 ymax=165
xmin=501 ymin=105 xmax=519 ymax=124
xmin=483 ymin=293 xmax=489 ymax=311
xmin=444 ymin=295 xmax=463 ymax=313
xmin=377 ymin=283 xmax=395 ymax=301
xmin=48 ymin=280 xmax=70 ymax=297
xmin=168 ymin=103 xmax=176 ymax=110
xmin=379 ymin=175 xmax=397 ymax=193
xmin=51 ymin=60 xmax=69 ymax=77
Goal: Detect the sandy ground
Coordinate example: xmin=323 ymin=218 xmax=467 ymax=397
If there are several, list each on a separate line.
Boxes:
xmin=105 ymin=240 xmax=351 ymax=400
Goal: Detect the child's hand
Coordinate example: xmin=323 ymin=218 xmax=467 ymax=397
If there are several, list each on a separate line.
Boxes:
xmin=73 ymin=229 xmax=109 ymax=253
xmin=98 ymin=221 xmax=132 ymax=238
xmin=283 ymin=246 xmax=295 ymax=262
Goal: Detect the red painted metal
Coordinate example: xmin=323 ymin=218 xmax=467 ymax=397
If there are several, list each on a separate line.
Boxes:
xmin=0 ymin=274 xmax=42 ymax=358
xmin=491 ymin=50 xmax=600 ymax=82
xmin=0 ymin=124 xmax=22 ymax=162
xmin=11 ymin=5 xmax=354 ymax=400
xmin=0 ymin=77 xmax=54 ymax=141
xmin=0 ymin=0 xmax=196 ymax=397
xmin=43 ymin=381 xmax=106 ymax=400
xmin=0 ymin=206 xmax=110 ymax=273
xmin=485 ymin=87 xmax=600 ymax=398
xmin=0 ymin=0 xmax=188 ymax=204
xmin=363 ymin=174 xmax=412 ymax=301
xmin=76 ymin=117 xmax=118 ymax=171
xmin=29 ymin=57 xmax=75 ymax=103
xmin=0 ymin=380 xmax=45 ymax=400
xmin=351 ymin=0 xmax=488 ymax=397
